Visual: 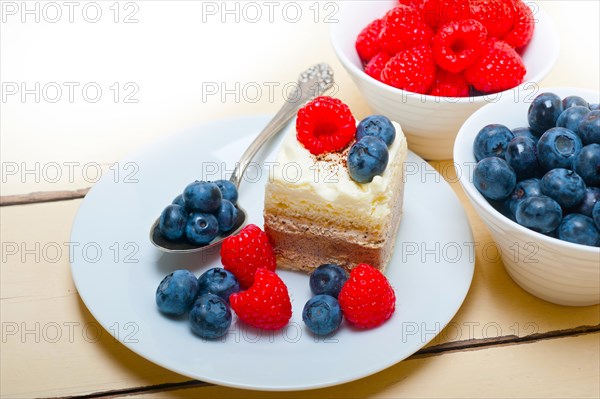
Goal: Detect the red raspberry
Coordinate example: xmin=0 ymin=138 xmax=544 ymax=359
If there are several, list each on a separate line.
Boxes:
xmin=398 ymin=0 xmax=423 ymax=10
xmin=429 ymin=70 xmax=470 ymax=97
xmin=296 ymin=96 xmax=356 ymax=155
xmin=420 ymin=0 xmax=471 ymax=30
xmin=379 ymin=5 xmax=433 ymax=54
xmin=465 ymin=38 xmax=526 ymax=93
xmin=356 ymin=19 xmax=382 ymax=63
xmin=470 ymin=0 xmax=514 ymax=38
xmin=432 ymin=19 xmax=488 ymax=73
xmin=502 ymin=0 xmax=534 ymax=49
xmin=364 ymin=52 xmax=391 ymax=81
xmin=381 ymin=45 xmax=436 ymax=94
xmin=220 ymin=224 xmax=276 ymax=289
xmin=338 ymin=264 xmax=396 ymax=329
xmin=230 ymin=269 xmax=292 ymax=331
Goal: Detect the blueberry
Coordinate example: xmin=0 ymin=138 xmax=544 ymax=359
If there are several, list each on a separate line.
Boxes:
xmin=593 ymin=202 xmax=600 ymax=230
xmin=156 ymin=270 xmax=199 ymax=316
xmin=528 ymin=92 xmax=563 ymax=133
xmin=473 ymin=124 xmax=514 ymax=161
xmin=572 ymin=187 xmax=600 ymax=218
xmin=189 ymin=294 xmax=232 ymax=339
xmin=183 ymin=181 xmax=222 ymax=213
xmin=309 ymin=263 xmax=349 ymax=298
xmin=562 ymin=95 xmax=588 ymax=109
xmin=172 ymin=194 xmax=186 ymax=208
xmin=347 ymin=136 xmax=389 ymax=183
xmin=556 ymin=106 xmax=590 ymax=133
xmin=536 ymin=127 xmax=583 ymax=171
xmin=159 ymin=204 xmax=187 ymax=240
xmin=186 ymin=213 xmax=219 ymax=245
xmin=356 ymin=115 xmax=396 ymax=147
xmin=302 ymin=295 xmax=343 ymax=336
xmin=557 ymin=214 xmax=600 ymax=247
xmin=214 ymin=180 xmax=238 ymax=206
xmin=473 ymin=157 xmax=516 ymax=201
xmin=197 ymin=268 xmax=240 ymax=303
xmin=572 ymin=143 xmax=600 ymax=187
xmin=540 ymin=168 xmax=586 ymax=209
xmin=215 ymin=199 xmax=238 ymax=233
xmin=577 ymin=110 xmax=600 ymax=145
xmin=512 ymin=127 xmax=540 ymax=143
xmin=590 ymin=104 xmax=600 ymax=111
xmin=505 ymin=136 xmax=540 ymax=181
xmin=515 ymin=195 xmax=563 ymax=234
xmin=505 ymin=178 xmax=542 ymax=216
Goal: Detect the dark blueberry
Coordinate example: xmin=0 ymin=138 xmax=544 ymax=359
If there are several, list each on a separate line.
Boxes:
xmin=197 ymin=268 xmax=240 ymax=303
xmin=562 ymin=95 xmax=588 ymax=109
xmin=557 ymin=214 xmax=600 ymax=247
xmin=489 ymin=199 xmax=515 ymax=221
xmin=473 ymin=124 xmax=514 ymax=161
xmin=505 ymin=178 xmax=542 ymax=216
xmin=156 ymin=270 xmax=199 ymax=316
xmin=172 ymin=194 xmax=186 ymax=208
xmin=347 ymin=136 xmax=389 ymax=184
xmin=528 ymin=92 xmax=563 ymax=133
xmin=577 ymin=110 xmax=600 ymax=145
xmin=214 ymin=180 xmax=238 ymax=206
xmin=189 ymin=294 xmax=232 ymax=339
xmin=183 ymin=181 xmax=222 ymax=213
xmin=572 ymin=144 xmax=600 ymax=187
xmin=593 ymin=202 xmax=600 ymax=230
xmin=536 ymin=127 xmax=583 ymax=171
xmin=473 ymin=157 xmax=516 ymax=201
xmin=356 ymin=115 xmax=396 ymax=147
xmin=505 ymin=136 xmax=540 ymax=181
xmin=215 ymin=199 xmax=238 ymax=233
xmin=512 ymin=127 xmax=541 ymax=143
xmin=572 ymin=187 xmax=600 ymax=218
xmin=590 ymin=104 xmax=600 ymax=111
xmin=556 ymin=106 xmax=590 ymax=133
xmin=515 ymin=195 xmax=563 ymax=234
xmin=540 ymin=168 xmax=586 ymax=209
xmin=309 ymin=263 xmax=349 ymax=298
xmin=302 ymin=295 xmax=343 ymax=336
xmin=159 ymin=204 xmax=187 ymax=240
xmin=186 ymin=213 xmax=219 ymax=245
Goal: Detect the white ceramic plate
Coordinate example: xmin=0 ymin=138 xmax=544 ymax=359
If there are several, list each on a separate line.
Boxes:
xmin=70 ymin=115 xmax=474 ymax=391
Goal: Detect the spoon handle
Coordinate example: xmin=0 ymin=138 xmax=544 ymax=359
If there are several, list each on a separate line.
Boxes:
xmin=229 ymin=63 xmax=334 ymax=188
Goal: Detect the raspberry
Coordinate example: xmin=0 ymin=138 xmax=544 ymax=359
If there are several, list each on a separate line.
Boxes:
xmin=465 ymin=38 xmax=526 ymax=93
xmin=356 ymin=19 xmax=382 ymax=63
xmin=398 ymin=0 xmax=423 ymax=10
xmin=420 ymin=0 xmax=471 ymax=30
xmin=379 ymin=5 xmax=433 ymax=55
xmin=381 ymin=45 xmax=436 ymax=94
xmin=338 ymin=264 xmax=396 ymax=329
xmin=502 ymin=0 xmax=534 ymax=49
xmin=296 ymin=96 xmax=356 ymax=155
xmin=432 ymin=19 xmax=488 ymax=73
xmin=364 ymin=52 xmax=391 ymax=81
xmin=470 ymin=0 xmax=514 ymax=38
xmin=220 ymin=224 xmax=276 ymax=289
xmin=429 ymin=70 xmax=470 ymax=97
xmin=230 ymin=269 xmax=292 ymax=331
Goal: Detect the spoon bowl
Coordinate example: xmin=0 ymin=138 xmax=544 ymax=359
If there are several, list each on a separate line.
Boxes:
xmin=149 ymin=63 xmax=334 ymax=253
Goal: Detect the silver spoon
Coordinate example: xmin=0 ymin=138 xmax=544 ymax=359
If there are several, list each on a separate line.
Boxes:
xmin=150 ymin=63 xmax=335 ymax=253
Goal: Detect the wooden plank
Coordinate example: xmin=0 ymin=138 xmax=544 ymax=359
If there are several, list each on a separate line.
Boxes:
xmin=117 ymin=334 xmax=600 ymax=399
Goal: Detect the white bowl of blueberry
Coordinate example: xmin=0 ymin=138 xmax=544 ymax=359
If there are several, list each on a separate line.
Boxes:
xmin=454 ymin=88 xmax=600 ymax=306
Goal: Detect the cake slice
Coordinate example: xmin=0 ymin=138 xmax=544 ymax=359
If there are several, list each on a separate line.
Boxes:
xmin=264 ymin=97 xmax=407 ymax=273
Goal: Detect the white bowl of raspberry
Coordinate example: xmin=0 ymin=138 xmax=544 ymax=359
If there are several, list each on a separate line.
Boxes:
xmin=454 ymin=87 xmax=600 ymax=306
xmin=330 ymin=0 xmax=559 ymax=160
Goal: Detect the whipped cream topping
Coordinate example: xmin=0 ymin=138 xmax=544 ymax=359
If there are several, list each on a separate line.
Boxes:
xmin=269 ymin=121 xmax=407 ymax=218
